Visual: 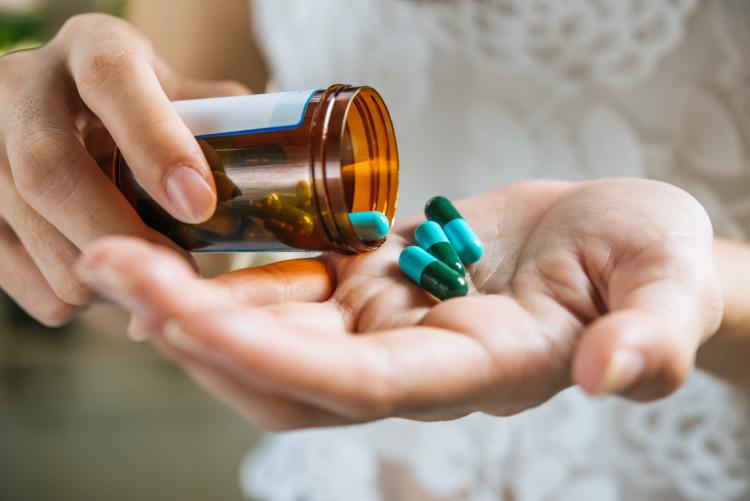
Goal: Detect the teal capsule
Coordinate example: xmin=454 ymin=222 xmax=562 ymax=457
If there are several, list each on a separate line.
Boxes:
xmin=414 ymin=221 xmax=465 ymax=275
xmin=425 ymin=196 xmax=483 ymax=264
xmin=399 ymin=246 xmax=468 ymax=300
xmin=349 ymin=211 xmax=390 ymax=242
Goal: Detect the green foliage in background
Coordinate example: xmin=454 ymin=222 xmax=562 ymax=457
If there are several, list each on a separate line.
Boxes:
xmin=0 ymin=14 xmax=44 ymax=54
xmin=1 ymin=0 xmax=126 ymax=55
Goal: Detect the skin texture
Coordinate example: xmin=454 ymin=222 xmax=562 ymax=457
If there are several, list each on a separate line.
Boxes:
xmin=0 ymin=13 xmax=251 ymax=325
xmin=77 ymin=179 xmax=724 ymax=430
xmin=699 ymin=239 xmax=750 ymax=392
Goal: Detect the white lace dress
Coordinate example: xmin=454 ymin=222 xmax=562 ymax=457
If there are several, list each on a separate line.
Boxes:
xmin=241 ymin=1 xmax=750 ymax=499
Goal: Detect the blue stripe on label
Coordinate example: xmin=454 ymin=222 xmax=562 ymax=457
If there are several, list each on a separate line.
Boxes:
xmin=195 ymin=90 xmax=318 ymax=139
xmin=269 ymin=90 xmax=318 ymax=128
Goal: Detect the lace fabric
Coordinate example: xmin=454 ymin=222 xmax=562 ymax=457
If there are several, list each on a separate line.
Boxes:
xmin=242 ymin=1 xmax=750 ymax=499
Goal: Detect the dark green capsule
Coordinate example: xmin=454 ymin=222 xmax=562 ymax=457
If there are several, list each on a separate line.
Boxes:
xmin=424 ymin=196 xmax=463 ymax=226
xmin=425 ymin=196 xmax=484 ymax=264
xmin=414 ymin=220 xmax=465 ymax=275
xmin=399 ymin=246 xmax=468 ymax=300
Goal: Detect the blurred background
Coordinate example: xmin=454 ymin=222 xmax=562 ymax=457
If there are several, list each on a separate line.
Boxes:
xmin=0 ymin=2 xmax=263 ymax=500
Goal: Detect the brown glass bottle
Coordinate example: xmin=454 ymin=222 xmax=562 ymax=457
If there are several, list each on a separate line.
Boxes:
xmin=113 ymin=84 xmax=399 ymax=253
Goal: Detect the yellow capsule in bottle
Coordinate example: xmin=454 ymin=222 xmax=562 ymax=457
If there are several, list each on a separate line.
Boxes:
xmin=113 ymin=85 xmax=399 ymax=253
xmin=296 ymin=180 xmax=313 ymax=208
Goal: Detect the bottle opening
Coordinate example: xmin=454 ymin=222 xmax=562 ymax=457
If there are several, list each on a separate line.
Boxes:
xmin=313 ymin=85 xmax=399 ymax=253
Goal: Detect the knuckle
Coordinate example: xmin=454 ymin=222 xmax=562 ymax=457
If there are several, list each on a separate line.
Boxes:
xmin=12 ymin=129 xmax=74 ymax=205
xmin=77 ymin=47 xmax=142 ymax=89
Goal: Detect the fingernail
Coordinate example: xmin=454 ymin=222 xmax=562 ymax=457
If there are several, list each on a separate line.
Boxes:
xmin=163 ymin=320 xmax=203 ymax=353
xmin=596 ymin=349 xmax=646 ymax=395
xmin=79 ymin=264 xmax=129 ymax=291
xmin=79 ymin=265 xmax=153 ymax=320
xmin=165 ymin=165 xmax=216 ymax=223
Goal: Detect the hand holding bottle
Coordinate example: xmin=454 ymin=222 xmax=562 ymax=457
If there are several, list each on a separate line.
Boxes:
xmin=0 ymin=14 xmax=247 ymax=325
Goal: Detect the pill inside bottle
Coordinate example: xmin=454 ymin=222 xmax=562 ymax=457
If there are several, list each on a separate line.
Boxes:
xmin=111 ymin=85 xmax=399 ymax=253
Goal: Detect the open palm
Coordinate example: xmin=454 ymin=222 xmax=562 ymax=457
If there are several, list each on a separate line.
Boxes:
xmin=78 ymin=179 xmax=723 ymax=429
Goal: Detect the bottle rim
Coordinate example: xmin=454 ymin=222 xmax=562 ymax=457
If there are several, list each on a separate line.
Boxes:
xmin=310 ymin=84 xmax=400 ymax=254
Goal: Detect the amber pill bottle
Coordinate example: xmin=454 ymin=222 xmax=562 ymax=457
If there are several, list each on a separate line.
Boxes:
xmin=112 ymin=84 xmax=399 ymax=253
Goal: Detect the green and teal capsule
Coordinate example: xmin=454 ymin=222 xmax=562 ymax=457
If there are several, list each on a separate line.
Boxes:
xmin=414 ymin=221 xmax=465 ymax=275
xmin=399 ymin=246 xmax=468 ymax=300
xmin=349 ymin=211 xmax=390 ymax=242
xmin=425 ymin=196 xmax=483 ymax=264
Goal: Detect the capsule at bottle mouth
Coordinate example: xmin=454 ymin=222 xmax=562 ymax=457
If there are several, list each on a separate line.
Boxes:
xmin=309 ymin=84 xmax=399 ymax=254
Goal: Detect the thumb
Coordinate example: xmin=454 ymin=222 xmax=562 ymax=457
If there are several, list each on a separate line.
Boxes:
xmin=572 ymin=267 xmax=723 ymax=402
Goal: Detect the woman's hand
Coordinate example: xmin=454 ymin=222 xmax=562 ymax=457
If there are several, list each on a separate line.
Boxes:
xmin=0 ymin=13 xmax=248 ymax=325
xmin=77 ymin=179 xmax=723 ymax=429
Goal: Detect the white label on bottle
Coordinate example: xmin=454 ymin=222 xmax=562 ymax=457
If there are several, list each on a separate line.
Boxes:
xmin=172 ymin=89 xmax=318 ymax=138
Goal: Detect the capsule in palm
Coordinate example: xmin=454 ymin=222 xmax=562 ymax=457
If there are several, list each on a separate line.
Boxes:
xmin=425 ymin=196 xmax=483 ymax=264
xmin=399 ymin=246 xmax=468 ymax=300
xmin=414 ymin=221 xmax=465 ymax=275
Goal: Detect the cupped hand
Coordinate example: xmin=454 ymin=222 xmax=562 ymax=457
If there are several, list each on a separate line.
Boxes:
xmin=0 ymin=14 xmax=248 ymax=325
xmin=77 ymin=179 xmax=723 ymax=429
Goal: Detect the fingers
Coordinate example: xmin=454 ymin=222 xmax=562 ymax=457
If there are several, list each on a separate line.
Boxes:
xmin=138 ymin=308 xmax=430 ymax=419
xmin=0 ymin=220 xmax=77 ymax=326
xmin=148 ymin=333 xmax=348 ymax=430
xmin=573 ymin=309 xmax=686 ymax=401
xmin=79 ymin=245 xmax=522 ymax=420
xmin=58 ymin=14 xmax=216 ymax=224
xmin=0 ymin=163 xmax=90 ymax=305
xmin=144 ymin=301 xmax=508 ymax=420
xmin=129 ymin=305 xmax=351 ymax=430
xmin=77 ymin=237 xmax=219 ymax=323
xmin=572 ymin=245 xmax=723 ymax=401
xmin=1 ymin=89 xmax=186 ymax=276
xmin=210 ymin=259 xmax=334 ymax=306
xmin=78 ymin=236 xmax=333 ymax=314
xmin=77 ymin=236 xmax=540 ymax=420
xmin=2 ymin=67 xmax=186 ymax=257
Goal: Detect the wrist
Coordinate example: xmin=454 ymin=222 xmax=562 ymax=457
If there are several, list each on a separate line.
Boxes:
xmin=697 ymin=238 xmax=750 ymax=391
